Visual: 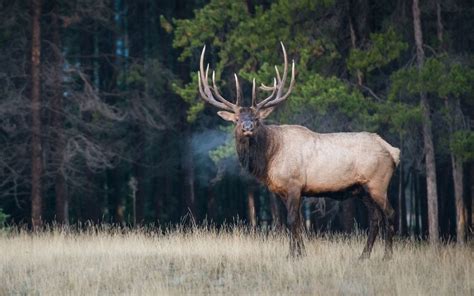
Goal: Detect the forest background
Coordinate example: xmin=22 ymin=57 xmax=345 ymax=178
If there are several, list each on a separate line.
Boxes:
xmin=0 ymin=0 xmax=473 ymax=244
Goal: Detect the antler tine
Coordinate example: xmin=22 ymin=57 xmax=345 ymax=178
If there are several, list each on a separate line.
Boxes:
xmin=197 ymin=72 xmax=208 ymax=102
xmin=260 ymin=60 xmax=295 ymax=109
xmin=276 ymin=42 xmax=288 ymax=98
xmin=234 ymin=73 xmax=242 ymax=106
xmin=260 ymin=85 xmax=274 ymax=91
xmin=198 ymin=45 xmax=237 ymax=112
xmin=260 ymin=78 xmax=276 ymax=91
xmin=256 ymin=78 xmax=277 ymax=109
xmin=256 ymin=42 xmax=295 ymax=110
xmin=275 ymin=65 xmax=282 ymax=84
xmin=211 ymin=71 xmax=235 ymax=110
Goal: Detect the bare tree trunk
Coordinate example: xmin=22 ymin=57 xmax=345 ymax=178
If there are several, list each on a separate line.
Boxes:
xmin=129 ymin=176 xmax=137 ymax=226
xmin=445 ymin=98 xmax=467 ymax=244
xmin=83 ymin=169 xmax=101 ymax=223
xmin=412 ymin=0 xmax=439 ymax=243
xmin=135 ymin=164 xmax=145 ymax=224
xmin=414 ymin=174 xmax=420 ymax=236
xmin=435 ymin=1 xmax=466 ymax=244
xmin=406 ymin=170 xmax=414 ymax=235
xmin=244 ymin=0 xmax=255 ymax=15
xmin=397 ymin=152 xmax=406 ymax=235
xmin=436 ymin=2 xmax=445 ymax=51
xmin=183 ymin=136 xmax=196 ymax=219
xmin=247 ymin=185 xmax=257 ymax=228
xmin=452 ymin=156 xmax=466 ymax=243
xmin=153 ymin=175 xmax=163 ymax=223
xmin=108 ymin=168 xmax=124 ymax=224
xmin=132 ymin=130 xmax=146 ymax=225
xmin=397 ymin=135 xmax=406 ymax=235
xmin=207 ymin=183 xmax=216 ymax=221
xmin=417 ymin=174 xmax=423 ymax=236
xmin=115 ymin=199 xmax=125 ymax=225
xmin=349 ymin=18 xmax=363 ymax=86
xmin=30 ymin=0 xmax=43 ymax=230
xmin=50 ymin=4 xmax=68 ymax=225
xmin=470 ymin=165 xmax=474 ymax=233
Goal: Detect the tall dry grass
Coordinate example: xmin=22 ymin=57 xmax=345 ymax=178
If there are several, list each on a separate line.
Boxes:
xmin=0 ymin=226 xmax=472 ymax=295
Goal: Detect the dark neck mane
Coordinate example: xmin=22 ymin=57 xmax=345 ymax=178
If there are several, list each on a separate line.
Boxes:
xmin=235 ymin=125 xmax=277 ymax=182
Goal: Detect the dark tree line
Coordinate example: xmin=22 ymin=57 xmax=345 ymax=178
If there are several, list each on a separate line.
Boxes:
xmin=0 ymin=0 xmax=473 ymax=244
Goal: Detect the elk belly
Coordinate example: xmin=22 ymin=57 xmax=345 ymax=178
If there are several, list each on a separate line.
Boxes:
xmin=303 ymin=153 xmax=362 ymax=194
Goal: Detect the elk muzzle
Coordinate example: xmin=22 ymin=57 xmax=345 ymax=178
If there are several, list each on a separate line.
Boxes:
xmin=241 ymin=121 xmax=254 ymax=136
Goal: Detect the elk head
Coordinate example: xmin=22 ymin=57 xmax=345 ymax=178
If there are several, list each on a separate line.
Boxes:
xmin=197 ymin=42 xmax=295 ymax=137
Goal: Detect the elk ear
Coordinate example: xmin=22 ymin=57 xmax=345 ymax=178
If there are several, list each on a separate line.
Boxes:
xmin=258 ymin=107 xmax=275 ymax=119
xmin=217 ymin=111 xmax=238 ymax=123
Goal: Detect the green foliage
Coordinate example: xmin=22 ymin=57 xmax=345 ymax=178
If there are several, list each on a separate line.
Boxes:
xmin=160 ymin=15 xmax=173 ymax=34
xmin=390 ymin=56 xmax=474 ymax=100
xmin=171 ymin=0 xmax=444 ymax=140
xmin=288 ymin=73 xmax=379 ymax=130
xmin=388 ymin=56 xmax=474 ymax=140
xmin=126 ymin=63 xmax=146 ymax=87
xmin=295 ymin=74 xmax=368 ymax=115
xmin=377 ymin=102 xmax=422 ymax=135
xmin=348 ymin=27 xmax=408 ymax=73
xmin=172 ymin=0 xmax=250 ymax=61
xmin=171 ymin=0 xmax=343 ymax=122
xmin=125 ymin=59 xmax=174 ymax=94
xmin=172 ymin=73 xmax=204 ymax=123
xmin=0 ymin=208 xmax=9 ymax=228
xmin=450 ymin=130 xmax=474 ymax=161
xmin=220 ymin=0 xmax=338 ymax=74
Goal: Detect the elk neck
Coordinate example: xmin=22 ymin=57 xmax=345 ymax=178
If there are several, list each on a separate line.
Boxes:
xmin=235 ymin=124 xmax=277 ymax=182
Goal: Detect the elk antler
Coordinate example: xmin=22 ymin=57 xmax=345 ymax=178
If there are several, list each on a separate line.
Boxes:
xmin=198 ymin=46 xmax=239 ymax=112
xmin=254 ymin=42 xmax=295 ymax=110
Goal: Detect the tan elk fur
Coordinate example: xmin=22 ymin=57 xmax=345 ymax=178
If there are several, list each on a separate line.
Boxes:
xmin=264 ymin=126 xmax=399 ymax=211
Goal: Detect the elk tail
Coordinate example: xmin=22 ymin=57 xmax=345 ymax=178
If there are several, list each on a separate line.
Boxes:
xmin=375 ymin=135 xmax=400 ymax=167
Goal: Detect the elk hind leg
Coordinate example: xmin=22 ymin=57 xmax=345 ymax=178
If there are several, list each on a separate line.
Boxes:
xmin=368 ymin=189 xmax=395 ymax=260
xmin=381 ymin=200 xmax=395 ymax=260
xmin=360 ymin=195 xmax=383 ymax=260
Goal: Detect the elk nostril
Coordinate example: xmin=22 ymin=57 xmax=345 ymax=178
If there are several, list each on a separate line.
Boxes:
xmin=243 ymin=122 xmax=254 ymax=131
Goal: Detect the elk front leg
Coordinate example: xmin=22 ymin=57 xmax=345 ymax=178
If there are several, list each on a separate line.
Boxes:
xmin=286 ymin=188 xmax=304 ymax=257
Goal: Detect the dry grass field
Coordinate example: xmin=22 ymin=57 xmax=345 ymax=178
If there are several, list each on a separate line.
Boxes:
xmin=0 ymin=226 xmax=472 ymax=295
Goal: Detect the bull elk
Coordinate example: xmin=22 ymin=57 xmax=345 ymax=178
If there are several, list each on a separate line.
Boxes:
xmin=197 ymin=43 xmax=400 ymax=259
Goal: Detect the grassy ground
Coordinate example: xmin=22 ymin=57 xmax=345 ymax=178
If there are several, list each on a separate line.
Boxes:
xmin=0 ymin=226 xmax=472 ymax=295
